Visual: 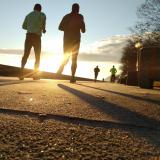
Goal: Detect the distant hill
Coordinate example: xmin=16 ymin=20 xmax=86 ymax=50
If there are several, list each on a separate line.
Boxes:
xmin=0 ymin=64 xmax=93 ymax=81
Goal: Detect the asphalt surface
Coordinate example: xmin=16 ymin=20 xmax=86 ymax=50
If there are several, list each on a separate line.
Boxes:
xmin=0 ymin=77 xmax=160 ymax=159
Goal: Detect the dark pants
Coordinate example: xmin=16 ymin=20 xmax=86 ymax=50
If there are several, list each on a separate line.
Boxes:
xmin=21 ymin=33 xmax=41 ymax=71
xmin=111 ymin=74 xmax=116 ymax=82
xmin=95 ymin=72 xmax=98 ymax=81
xmin=57 ymin=40 xmax=80 ymax=77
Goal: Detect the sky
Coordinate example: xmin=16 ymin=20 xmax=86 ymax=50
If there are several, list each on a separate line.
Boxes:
xmin=0 ymin=0 xmax=145 ymax=79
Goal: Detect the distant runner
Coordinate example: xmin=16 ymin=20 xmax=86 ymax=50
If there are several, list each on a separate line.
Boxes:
xmin=110 ymin=65 xmax=117 ymax=82
xmin=94 ymin=66 xmax=100 ymax=82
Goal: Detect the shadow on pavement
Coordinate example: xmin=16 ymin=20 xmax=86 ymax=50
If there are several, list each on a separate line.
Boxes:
xmin=0 ymin=108 xmax=153 ymax=130
xmin=57 ymin=84 xmax=160 ymax=129
xmin=77 ymin=83 xmax=160 ymax=106
xmin=58 ymin=84 xmax=160 ymax=147
xmin=0 ymin=107 xmax=160 ymax=147
xmin=0 ymin=80 xmax=36 ymax=86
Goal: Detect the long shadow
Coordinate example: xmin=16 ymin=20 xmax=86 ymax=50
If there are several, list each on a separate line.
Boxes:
xmin=77 ymin=83 xmax=160 ymax=106
xmin=58 ymin=84 xmax=160 ymax=130
xmin=0 ymin=108 xmax=154 ymax=130
xmin=0 ymin=79 xmax=14 ymax=82
xmin=58 ymin=84 xmax=160 ymax=147
xmin=0 ymin=108 xmax=160 ymax=147
xmin=0 ymin=80 xmax=36 ymax=86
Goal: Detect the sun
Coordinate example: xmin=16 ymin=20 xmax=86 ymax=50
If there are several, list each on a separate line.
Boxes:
xmin=39 ymin=55 xmax=62 ymax=73
xmin=39 ymin=36 xmax=64 ymax=73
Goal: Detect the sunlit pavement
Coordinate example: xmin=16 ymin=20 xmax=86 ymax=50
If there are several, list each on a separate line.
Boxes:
xmin=0 ymin=77 xmax=160 ymax=159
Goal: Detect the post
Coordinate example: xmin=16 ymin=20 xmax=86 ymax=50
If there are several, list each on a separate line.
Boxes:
xmin=135 ymin=42 xmax=143 ymax=86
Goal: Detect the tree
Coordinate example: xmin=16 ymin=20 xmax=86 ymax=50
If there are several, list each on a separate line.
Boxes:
xmin=119 ymin=39 xmax=137 ymax=85
xmin=120 ymin=0 xmax=160 ymax=79
xmin=120 ymin=35 xmax=141 ymax=76
xmin=133 ymin=0 xmax=160 ymax=33
xmin=129 ymin=0 xmax=160 ymax=47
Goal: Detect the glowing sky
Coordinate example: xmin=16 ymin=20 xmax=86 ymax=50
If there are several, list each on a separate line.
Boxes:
xmin=0 ymin=0 xmax=145 ymax=79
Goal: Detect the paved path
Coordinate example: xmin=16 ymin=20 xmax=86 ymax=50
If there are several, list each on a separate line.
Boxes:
xmin=0 ymin=77 xmax=160 ymax=159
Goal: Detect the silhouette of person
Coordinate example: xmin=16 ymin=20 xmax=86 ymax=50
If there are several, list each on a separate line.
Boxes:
xmin=57 ymin=3 xmax=86 ymax=83
xmin=19 ymin=4 xmax=46 ymax=80
xmin=94 ymin=66 xmax=100 ymax=82
xmin=110 ymin=65 xmax=117 ymax=82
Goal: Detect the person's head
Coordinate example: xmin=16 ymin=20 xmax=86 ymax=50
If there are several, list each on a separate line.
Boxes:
xmin=34 ymin=4 xmax=42 ymax=12
xmin=113 ymin=65 xmax=115 ymax=68
xmin=72 ymin=3 xmax=79 ymax=13
xmin=96 ymin=66 xmax=98 ymax=68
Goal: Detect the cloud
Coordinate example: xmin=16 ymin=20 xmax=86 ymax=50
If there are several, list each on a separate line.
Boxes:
xmin=0 ymin=49 xmax=23 ymax=55
xmin=78 ymin=53 xmax=120 ymax=62
xmin=0 ymin=35 xmax=129 ymax=63
xmin=0 ymin=49 xmax=49 ymax=58
xmin=79 ymin=35 xmax=129 ymax=62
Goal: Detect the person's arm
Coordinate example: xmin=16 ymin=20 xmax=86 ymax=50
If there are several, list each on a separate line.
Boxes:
xmin=58 ymin=16 xmax=66 ymax=31
xmin=22 ymin=16 xmax=28 ymax=30
xmin=42 ymin=14 xmax=46 ymax=33
xmin=80 ymin=15 xmax=86 ymax=33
